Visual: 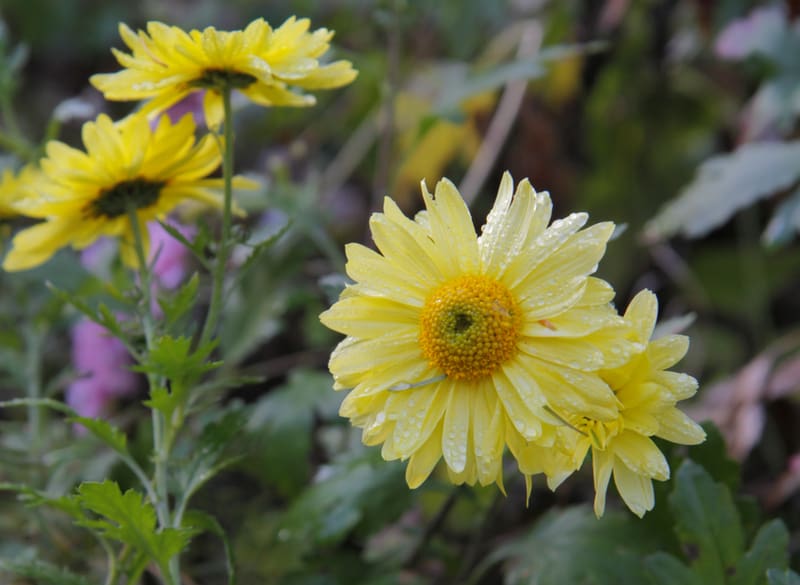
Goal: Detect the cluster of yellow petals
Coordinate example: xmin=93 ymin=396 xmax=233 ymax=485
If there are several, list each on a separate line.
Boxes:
xmin=321 ymin=173 xmax=706 ymax=517
xmin=90 ymin=17 xmax=357 ymax=127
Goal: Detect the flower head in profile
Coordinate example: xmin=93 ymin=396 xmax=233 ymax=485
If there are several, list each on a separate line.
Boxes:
xmin=90 ymin=17 xmax=358 ymax=127
xmin=2 ymin=112 xmax=253 ymax=271
xmin=321 ymin=173 xmax=641 ymax=490
xmin=558 ymin=290 xmax=706 ymax=517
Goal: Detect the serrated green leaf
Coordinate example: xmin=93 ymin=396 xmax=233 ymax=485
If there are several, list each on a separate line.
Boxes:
xmin=669 ymin=460 xmax=744 ymax=583
xmin=236 ymin=221 xmax=291 ymax=282
xmin=158 ymin=273 xmax=200 ymax=329
xmin=76 ymin=480 xmax=192 ymax=572
xmin=731 ymin=519 xmax=789 ymax=585
xmin=478 ymin=506 xmax=657 ymax=585
xmin=143 ymin=385 xmax=180 ymax=421
xmin=644 ymin=552 xmax=704 ymax=585
xmin=67 ymin=416 xmax=128 ymax=455
xmin=0 ymin=483 xmax=84 ymax=519
xmin=0 ymin=558 xmax=94 ymax=585
xmin=132 ymin=335 xmax=220 ymax=393
xmin=768 ymin=569 xmax=800 ymax=585
xmin=646 ymin=141 xmax=800 ymax=240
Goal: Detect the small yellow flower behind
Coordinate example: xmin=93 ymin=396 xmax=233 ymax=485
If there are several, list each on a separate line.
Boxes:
xmin=320 ymin=173 xmax=643 ymax=491
xmin=90 ymin=17 xmax=358 ymax=128
xmin=554 ymin=290 xmax=706 ymax=517
xmin=2 ymin=112 xmax=254 ymax=271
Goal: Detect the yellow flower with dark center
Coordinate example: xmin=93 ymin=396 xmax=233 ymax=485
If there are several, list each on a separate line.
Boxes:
xmin=90 ymin=17 xmax=357 ymax=127
xmin=320 ymin=173 xmax=642 ymax=490
xmin=554 ymin=290 xmax=706 ymax=517
xmin=2 ymin=112 xmax=253 ymax=271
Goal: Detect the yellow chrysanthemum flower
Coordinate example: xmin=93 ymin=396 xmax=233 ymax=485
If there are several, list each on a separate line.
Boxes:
xmin=90 ymin=17 xmax=358 ymax=128
xmin=320 ymin=173 xmax=642 ymax=490
xmin=2 ymin=112 xmax=253 ymax=271
xmin=556 ymin=290 xmax=706 ymax=517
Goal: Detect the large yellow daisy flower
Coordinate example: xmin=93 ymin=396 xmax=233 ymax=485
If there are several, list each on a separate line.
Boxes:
xmin=320 ymin=173 xmax=642 ymax=490
xmin=556 ymin=290 xmax=706 ymax=517
xmin=90 ymin=17 xmax=358 ymax=128
xmin=3 ymin=112 xmax=251 ymax=271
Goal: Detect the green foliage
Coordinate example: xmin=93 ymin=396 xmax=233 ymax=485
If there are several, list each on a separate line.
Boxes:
xmin=0 ymin=558 xmax=94 ymax=585
xmin=482 ymin=506 xmax=658 ymax=585
xmin=648 ymin=461 xmax=789 ymax=585
xmin=133 ymin=335 xmax=220 ymax=394
xmin=246 ymin=369 xmax=341 ymax=497
xmin=645 ymin=142 xmax=800 ymax=240
xmin=76 ymin=480 xmax=193 ymax=575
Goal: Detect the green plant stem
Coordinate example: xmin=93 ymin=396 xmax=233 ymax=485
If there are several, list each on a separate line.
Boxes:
xmin=23 ymin=324 xmax=44 ymax=472
xmin=127 ymin=207 xmax=178 ymax=585
xmin=199 ymin=87 xmax=234 ymax=348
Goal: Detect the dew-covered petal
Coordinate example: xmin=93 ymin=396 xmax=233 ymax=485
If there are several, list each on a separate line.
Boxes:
xmin=612 ymin=431 xmax=669 ymax=481
xmin=592 ymin=447 xmax=614 ymax=518
xmin=655 ymin=407 xmax=707 ymax=445
xmin=406 ymin=423 xmax=444 ymax=488
xmin=441 ymin=381 xmax=471 ymax=474
xmin=647 ymin=335 xmax=690 ymax=370
xmin=613 ymin=459 xmax=655 ymax=518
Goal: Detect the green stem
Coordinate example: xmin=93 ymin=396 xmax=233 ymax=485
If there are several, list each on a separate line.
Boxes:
xmin=23 ymin=324 xmax=44 ymax=471
xmin=127 ymin=208 xmax=178 ymax=585
xmin=198 ymin=87 xmax=234 ymax=348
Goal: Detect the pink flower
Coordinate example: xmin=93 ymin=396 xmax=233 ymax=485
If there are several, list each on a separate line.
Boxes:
xmin=714 ymin=5 xmax=786 ymax=60
xmin=149 ymin=220 xmax=194 ymax=290
xmin=66 ymin=318 xmax=138 ymax=427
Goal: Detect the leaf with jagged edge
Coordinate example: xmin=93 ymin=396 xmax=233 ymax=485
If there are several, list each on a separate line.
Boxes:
xmin=731 ymin=519 xmax=790 ymax=585
xmin=645 ymin=141 xmax=800 ymax=240
xmin=669 ymin=460 xmax=745 ymax=584
xmin=76 ymin=480 xmax=192 ymax=574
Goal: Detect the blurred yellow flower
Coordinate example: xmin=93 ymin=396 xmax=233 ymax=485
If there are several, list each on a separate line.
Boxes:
xmin=91 ymin=17 xmax=357 ymax=127
xmin=320 ymin=173 xmax=639 ymax=490
xmin=0 ymin=165 xmax=43 ymax=218
xmin=558 ymin=290 xmax=706 ymax=517
xmin=3 ymin=112 xmax=254 ymax=271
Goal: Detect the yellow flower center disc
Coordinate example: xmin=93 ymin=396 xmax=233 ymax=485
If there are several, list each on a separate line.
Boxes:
xmin=419 ymin=275 xmax=521 ymax=380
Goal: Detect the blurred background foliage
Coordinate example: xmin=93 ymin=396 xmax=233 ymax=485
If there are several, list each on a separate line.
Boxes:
xmin=2 ymin=0 xmax=800 ymax=583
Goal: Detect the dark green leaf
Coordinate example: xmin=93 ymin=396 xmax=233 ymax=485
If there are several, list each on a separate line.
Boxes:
xmin=246 ymin=369 xmax=340 ymax=497
xmin=686 ymin=423 xmax=740 ymax=491
xmin=731 ymin=519 xmax=789 ymax=585
xmin=644 ymin=553 xmax=704 ymax=585
xmin=669 ymin=460 xmax=744 ymax=583
xmin=478 ymin=506 xmax=659 ymax=585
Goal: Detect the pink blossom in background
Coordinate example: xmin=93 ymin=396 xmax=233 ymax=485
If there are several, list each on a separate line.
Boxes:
xmin=714 ymin=5 xmax=786 ymax=60
xmin=149 ymin=220 xmax=194 ymax=289
xmin=155 ymin=91 xmax=207 ymax=128
xmin=66 ymin=318 xmax=138 ymax=427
